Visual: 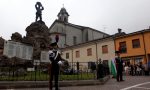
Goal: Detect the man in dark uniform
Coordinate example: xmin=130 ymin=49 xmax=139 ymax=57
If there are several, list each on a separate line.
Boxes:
xmin=97 ymin=58 xmax=104 ymax=79
xmin=115 ymin=51 xmax=124 ymax=82
xmin=49 ymin=42 xmax=62 ymax=90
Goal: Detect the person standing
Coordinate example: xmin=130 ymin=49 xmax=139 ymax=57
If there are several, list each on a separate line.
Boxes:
xmin=97 ymin=59 xmax=104 ymax=79
xmin=130 ymin=65 xmax=134 ymax=76
xmin=136 ymin=65 xmax=141 ymax=76
xmin=49 ymin=42 xmax=62 ymax=90
xmin=134 ymin=65 xmax=137 ymax=76
xmin=115 ymin=51 xmax=124 ymax=82
xmin=124 ymin=65 xmax=129 ymax=75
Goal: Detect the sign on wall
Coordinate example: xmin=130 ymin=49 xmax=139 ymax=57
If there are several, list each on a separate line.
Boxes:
xmin=3 ymin=41 xmax=33 ymax=60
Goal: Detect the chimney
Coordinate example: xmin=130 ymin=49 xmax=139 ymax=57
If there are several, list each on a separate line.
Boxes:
xmin=118 ymin=28 xmax=122 ymax=33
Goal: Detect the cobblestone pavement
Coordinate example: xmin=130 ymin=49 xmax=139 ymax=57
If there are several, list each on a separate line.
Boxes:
xmin=8 ymin=76 xmax=150 ymax=90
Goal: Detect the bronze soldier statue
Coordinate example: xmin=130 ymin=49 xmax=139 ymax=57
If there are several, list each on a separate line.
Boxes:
xmin=35 ymin=2 xmax=44 ymax=21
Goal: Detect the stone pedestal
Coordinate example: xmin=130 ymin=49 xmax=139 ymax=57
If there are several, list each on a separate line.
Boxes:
xmin=23 ymin=21 xmax=51 ymax=60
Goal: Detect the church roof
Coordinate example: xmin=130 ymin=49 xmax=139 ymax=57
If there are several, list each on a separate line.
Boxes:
xmin=49 ymin=20 xmax=109 ymax=36
xmin=61 ymin=35 xmax=114 ymax=50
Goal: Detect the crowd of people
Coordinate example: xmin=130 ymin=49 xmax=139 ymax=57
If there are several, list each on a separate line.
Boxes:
xmin=114 ymin=51 xmax=150 ymax=82
xmin=124 ymin=63 xmax=149 ymax=76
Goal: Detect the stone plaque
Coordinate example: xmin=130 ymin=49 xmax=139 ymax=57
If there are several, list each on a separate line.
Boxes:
xmin=3 ymin=41 xmax=33 ymax=60
xmin=40 ymin=51 xmax=51 ymax=63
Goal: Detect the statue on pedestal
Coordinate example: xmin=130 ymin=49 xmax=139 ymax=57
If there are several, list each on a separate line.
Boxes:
xmin=21 ymin=2 xmax=51 ymax=60
xmin=35 ymin=2 xmax=44 ymax=22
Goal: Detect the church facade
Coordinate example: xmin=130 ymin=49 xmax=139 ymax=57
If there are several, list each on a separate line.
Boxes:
xmin=49 ymin=7 xmax=109 ymax=48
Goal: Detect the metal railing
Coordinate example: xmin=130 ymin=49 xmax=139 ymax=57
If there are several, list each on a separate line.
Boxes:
xmin=0 ymin=62 xmax=110 ymax=81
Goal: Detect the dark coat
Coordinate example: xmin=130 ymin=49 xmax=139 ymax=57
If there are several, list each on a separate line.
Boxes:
xmin=115 ymin=57 xmax=123 ymax=73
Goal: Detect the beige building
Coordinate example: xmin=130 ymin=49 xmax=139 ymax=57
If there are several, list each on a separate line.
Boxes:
xmin=61 ymin=36 xmax=115 ymax=70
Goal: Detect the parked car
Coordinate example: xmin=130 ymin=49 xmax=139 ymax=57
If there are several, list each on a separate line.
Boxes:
xmin=62 ymin=68 xmax=78 ymax=75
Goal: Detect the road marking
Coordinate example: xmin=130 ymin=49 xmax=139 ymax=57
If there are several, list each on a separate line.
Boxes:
xmin=135 ymin=87 xmax=150 ymax=89
xmin=120 ymin=82 xmax=150 ymax=90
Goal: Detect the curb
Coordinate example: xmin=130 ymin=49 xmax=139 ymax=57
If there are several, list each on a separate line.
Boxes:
xmin=0 ymin=75 xmax=110 ymax=89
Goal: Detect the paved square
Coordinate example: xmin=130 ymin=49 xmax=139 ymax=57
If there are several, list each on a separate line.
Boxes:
xmin=9 ymin=76 xmax=150 ymax=90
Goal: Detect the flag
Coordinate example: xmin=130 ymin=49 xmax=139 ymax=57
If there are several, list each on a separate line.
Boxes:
xmin=111 ymin=59 xmax=117 ymax=78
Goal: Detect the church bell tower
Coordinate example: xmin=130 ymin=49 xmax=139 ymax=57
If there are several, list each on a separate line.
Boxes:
xmin=57 ymin=7 xmax=69 ymax=22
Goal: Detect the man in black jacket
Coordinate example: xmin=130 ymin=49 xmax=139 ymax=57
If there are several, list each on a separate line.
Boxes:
xmin=49 ymin=42 xmax=62 ymax=90
xmin=97 ymin=58 xmax=104 ymax=79
xmin=115 ymin=51 xmax=124 ymax=82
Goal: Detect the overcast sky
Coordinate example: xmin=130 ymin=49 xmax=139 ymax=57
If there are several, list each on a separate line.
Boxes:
xmin=0 ymin=0 xmax=150 ymax=40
